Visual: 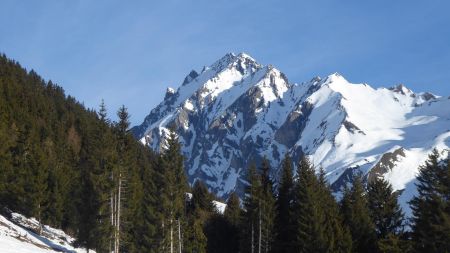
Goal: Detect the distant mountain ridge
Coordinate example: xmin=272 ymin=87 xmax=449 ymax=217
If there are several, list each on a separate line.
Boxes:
xmin=132 ymin=53 xmax=450 ymax=216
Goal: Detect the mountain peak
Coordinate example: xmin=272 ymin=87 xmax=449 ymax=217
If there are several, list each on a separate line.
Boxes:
xmin=133 ymin=53 xmax=450 ymax=212
xmin=389 ymin=84 xmax=414 ymax=96
xmin=209 ymin=52 xmax=261 ymax=73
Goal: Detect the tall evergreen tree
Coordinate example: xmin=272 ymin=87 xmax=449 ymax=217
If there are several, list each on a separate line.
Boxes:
xmin=260 ymin=158 xmax=276 ymax=253
xmin=292 ymin=155 xmax=322 ymax=252
xmin=241 ymin=162 xmax=261 ymax=253
xmin=273 ymin=154 xmax=295 ymax=253
xmin=224 ymin=192 xmax=241 ymax=253
xmin=291 ymin=156 xmax=350 ymax=253
xmin=224 ymin=192 xmax=241 ymax=227
xmin=410 ymin=150 xmax=450 ymax=253
xmin=340 ymin=175 xmax=377 ymax=253
xmin=160 ymin=127 xmax=189 ymax=253
xmin=185 ymin=180 xmax=214 ymax=253
xmin=317 ymin=169 xmax=352 ymax=253
xmin=367 ymin=176 xmax=404 ymax=252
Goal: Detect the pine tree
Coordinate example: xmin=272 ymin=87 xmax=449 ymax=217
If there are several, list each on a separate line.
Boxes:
xmin=293 ymin=155 xmax=320 ymax=252
xmin=185 ymin=180 xmax=214 ymax=253
xmin=241 ymin=163 xmax=261 ymax=253
xmin=139 ymin=149 xmax=159 ymax=253
xmin=111 ymin=105 xmax=131 ymax=253
xmin=259 ymin=158 xmax=276 ymax=253
xmin=224 ymin=192 xmax=241 ymax=253
xmin=190 ymin=180 xmax=215 ymax=213
xmin=91 ymin=101 xmax=115 ymax=252
xmin=29 ymin=145 xmax=48 ymax=235
xmin=340 ymin=175 xmax=377 ymax=253
xmin=160 ymin=127 xmax=189 ymax=253
xmin=292 ymin=155 xmax=342 ymax=253
xmin=367 ymin=176 xmax=404 ymax=252
xmin=317 ymin=168 xmax=352 ymax=253
xmin=410 ymin=150 xmax=450 ymax=253
xmin=273 ymin=154 xmax=295 ymax=253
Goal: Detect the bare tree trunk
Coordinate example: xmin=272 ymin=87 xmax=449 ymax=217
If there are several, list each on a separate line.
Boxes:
xmin=162 ymin=220 xmax=165 ymax=252
xmin=38 ymin=204 xmax=43 ymax=236
xmin=258 ymin=203 xmax=262 ymax=253
xmin=251 ymin=222 xmax=254 ymax=253
xmin=170 ymin=219 xmax=173 ymax=253
xmin=114 ymin=188 xmax=117 ymax=253
xmin=117 ymin=173 xmax=122 ymax=253
xmin=110 ymin=173 xmax=114 ymax=253
xmin=178 ymin=219 xmax=182 ymax=253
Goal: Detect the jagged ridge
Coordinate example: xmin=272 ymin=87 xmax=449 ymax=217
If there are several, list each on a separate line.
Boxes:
xmin=132 ymin=53 xmax=450 ymax=216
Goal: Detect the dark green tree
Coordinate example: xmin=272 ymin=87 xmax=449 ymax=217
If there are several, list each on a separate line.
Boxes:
xmin=367 ymin=176 xmax=404 ymax=252
xmin=340 ymin=175 xmax=377 ymax=253
xmin=159 ymin=127 xmax=189 ymax=252
xmin=241 ymin=163 xmax=261 ymax=253
xmin=260 ymin=158 xmax=276 ymax=253
xmin=410 ymin=150 xmax=450 ymax=253
xmin=273 ymin=154 xmax=295 ymax=253
xmin=292 ymin=156 xmax=350 ymax=253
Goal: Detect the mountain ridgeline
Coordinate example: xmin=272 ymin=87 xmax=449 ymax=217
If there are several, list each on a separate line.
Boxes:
xmin=132 ymin=52 xmax=450 ymax=216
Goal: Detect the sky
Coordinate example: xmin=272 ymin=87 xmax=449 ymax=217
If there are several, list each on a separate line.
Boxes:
xmin=1 ymin=0 xmax=449 ymax=125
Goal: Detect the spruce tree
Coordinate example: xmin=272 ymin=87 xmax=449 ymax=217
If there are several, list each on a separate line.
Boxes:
xmin=224 ymin=192 xmax=241 ymax=253
xmin=241 ymin=162 xmax=261 ymax=253
xmin=340 ymin=175 xmax=377 ymax=253
xmin=367 ymin=176 xmax=404 ymax=252
xmin=292 ymin=155 xmax=322 ymax=252
xmin=410 ymin=150 xmax=450 ymax=253
xmin=185 ymin=180 xmax=214 ymax=253
xmin=292 ymin=156 xmax=348 ymax=253
xmin=139 ymin=149 xmax=159 ymax=253
xmin=260 ymin=158 xmax=276 ymax=253
xmin=112 ymin=105 xmax=132 ymax=253
xmin=317 ymin=169 xmax=352 ymax=253
xmin=224 ymin=192 xmax=241 ymax=227
xmin=273 ymin=154 xmax=295 ymax=253
xmin=160 ymin=127 xmax=189 ymax=253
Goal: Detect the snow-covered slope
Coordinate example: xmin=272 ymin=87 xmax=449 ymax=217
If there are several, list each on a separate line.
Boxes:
xmin=132 ymin=53 xmax=450 ymax=216
xmin=0 ymin=211 xmax=92 ymax=253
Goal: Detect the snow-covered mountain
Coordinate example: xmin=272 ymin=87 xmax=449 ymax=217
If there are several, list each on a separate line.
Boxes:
xmin=132 ymin=53 xmax=450 ymax=216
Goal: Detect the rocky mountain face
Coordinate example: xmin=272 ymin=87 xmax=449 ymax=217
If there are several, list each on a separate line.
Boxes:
xmin=132 ymin=53 xmax=450 ymax=216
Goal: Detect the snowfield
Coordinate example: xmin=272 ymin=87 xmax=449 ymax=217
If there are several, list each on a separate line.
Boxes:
xmin=132 ymin=52 xmax=450 ymax=217
xmin=0 ymin=211 xmax=93 ymax=253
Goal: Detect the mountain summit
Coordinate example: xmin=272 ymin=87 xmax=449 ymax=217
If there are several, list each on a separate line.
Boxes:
xmin=132 ymin=53 xmax=450 ymax=215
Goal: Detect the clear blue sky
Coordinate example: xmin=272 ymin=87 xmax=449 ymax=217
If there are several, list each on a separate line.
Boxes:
xmin=1 ymin=0 xmax=449 ymax=125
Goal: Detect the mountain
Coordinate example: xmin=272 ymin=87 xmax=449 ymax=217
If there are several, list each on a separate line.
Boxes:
xmin=132 ymin=53 xmax=450 ymax=215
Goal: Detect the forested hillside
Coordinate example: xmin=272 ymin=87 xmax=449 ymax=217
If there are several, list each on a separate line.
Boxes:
xmin=0 ymin=54 xmax=163 ymax=252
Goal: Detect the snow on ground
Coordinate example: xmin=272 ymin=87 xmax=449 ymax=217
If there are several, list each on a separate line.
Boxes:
xmin=0 ymin=212 xmax=92 ymax=253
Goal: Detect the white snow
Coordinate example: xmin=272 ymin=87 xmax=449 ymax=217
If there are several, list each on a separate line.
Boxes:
xmin=0 ymin=212 xmax=93 ymax=253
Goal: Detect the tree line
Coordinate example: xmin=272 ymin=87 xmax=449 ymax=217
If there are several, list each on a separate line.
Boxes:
xmin=0 ymin=54 xmax=449 ymax=253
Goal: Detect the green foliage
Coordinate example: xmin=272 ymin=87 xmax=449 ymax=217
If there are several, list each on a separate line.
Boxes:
xmin=340 ymin=175 xmax=377 ymax=253
xmin=367 ymin=176 xmax=405 ymax=252
xmin=273 ymin=154 xmax=295 ymax=253
xmin=293 ymin=156 xmax=351 ymax=253
xmin=0 ymin=54 xmax=159 ymax=253
xmin=410 ymin=150 xmax=450 ymax=253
